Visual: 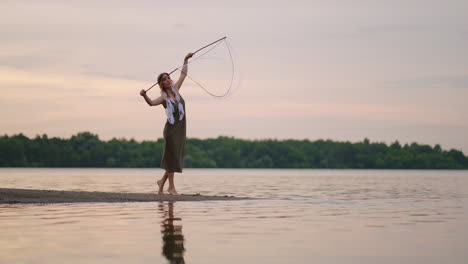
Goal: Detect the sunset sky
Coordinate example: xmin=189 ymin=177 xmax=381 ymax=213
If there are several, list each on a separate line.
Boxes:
xmin=1 ymin=0 xmax=467 ymax=152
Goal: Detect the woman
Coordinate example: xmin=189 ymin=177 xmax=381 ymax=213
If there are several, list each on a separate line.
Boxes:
xmin=140 ymin=52 xmax=194 ymax=195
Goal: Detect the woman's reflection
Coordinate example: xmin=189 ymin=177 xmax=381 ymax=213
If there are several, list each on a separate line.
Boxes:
xmin=158 ymin=202 xmax=185 ymax=264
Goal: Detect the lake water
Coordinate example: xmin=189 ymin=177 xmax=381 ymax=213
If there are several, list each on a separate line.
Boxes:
xmin=1 ymin=168 xmax=467 ymax=264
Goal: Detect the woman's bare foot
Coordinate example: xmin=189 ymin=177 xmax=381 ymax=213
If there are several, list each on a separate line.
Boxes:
xmin=157 ymin=180 xmax=165 ymax=195
xmin=167 ymin=188 xmax=179 ymax=195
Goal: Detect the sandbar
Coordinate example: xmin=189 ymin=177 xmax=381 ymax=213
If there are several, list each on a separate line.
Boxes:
xmin=0 ymin=188 xmax=247 ymax=204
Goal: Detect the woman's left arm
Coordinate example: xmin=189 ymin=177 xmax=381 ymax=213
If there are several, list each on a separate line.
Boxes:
xmin=174 ymin=52 xmax=194 ymax=90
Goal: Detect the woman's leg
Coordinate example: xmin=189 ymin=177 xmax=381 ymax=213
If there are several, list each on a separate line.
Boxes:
xmin=157 ymin=171 xmax=169 ymax=195
xmin=167 ymin=172 xmax=179 ymax=195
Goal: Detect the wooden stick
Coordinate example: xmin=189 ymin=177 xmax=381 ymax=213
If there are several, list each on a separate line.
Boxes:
xmin=193 ymin=36 xmax=226 ymax=54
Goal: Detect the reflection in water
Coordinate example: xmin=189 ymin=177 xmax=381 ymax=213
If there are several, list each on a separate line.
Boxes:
xmin=158 ymin=202 xmax=185 ymax=264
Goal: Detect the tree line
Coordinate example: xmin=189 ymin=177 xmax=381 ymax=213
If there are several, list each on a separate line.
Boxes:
xmin=0 ymin=132 xmax=467 ymax=169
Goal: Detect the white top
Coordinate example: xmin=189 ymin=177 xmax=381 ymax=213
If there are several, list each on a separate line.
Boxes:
xmin=161 ymin=86 xmax=185 ymax=124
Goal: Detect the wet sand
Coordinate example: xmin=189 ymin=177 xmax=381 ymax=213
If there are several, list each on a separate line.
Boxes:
xmin=0 ymin=188 xmax=247 ymax=204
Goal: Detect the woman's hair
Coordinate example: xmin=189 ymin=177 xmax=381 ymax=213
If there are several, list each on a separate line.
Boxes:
xmin=157 ymin=72 xmax=170 ymax=91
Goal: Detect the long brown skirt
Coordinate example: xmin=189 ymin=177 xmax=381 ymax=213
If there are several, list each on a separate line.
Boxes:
xmin=160 ymin=100 xmax=186 ymax=172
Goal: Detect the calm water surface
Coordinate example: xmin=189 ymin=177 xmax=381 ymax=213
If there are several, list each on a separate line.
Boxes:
xmin=1 ymin=168 xmax=467 ymax=264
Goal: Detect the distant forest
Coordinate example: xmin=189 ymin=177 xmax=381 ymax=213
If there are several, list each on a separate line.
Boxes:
xmin=1 ymin=132 xmax=467 ymax=169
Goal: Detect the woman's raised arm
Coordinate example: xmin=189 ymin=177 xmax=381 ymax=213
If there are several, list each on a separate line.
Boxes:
xmin=174 ymin=52 xmax=194 ymax=90
xmin=140 ymin=90 xmax=164 ymax=106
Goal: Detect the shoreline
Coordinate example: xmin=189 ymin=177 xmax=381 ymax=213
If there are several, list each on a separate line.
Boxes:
xmin=0 ymin=188 xmax=247 ymax=204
